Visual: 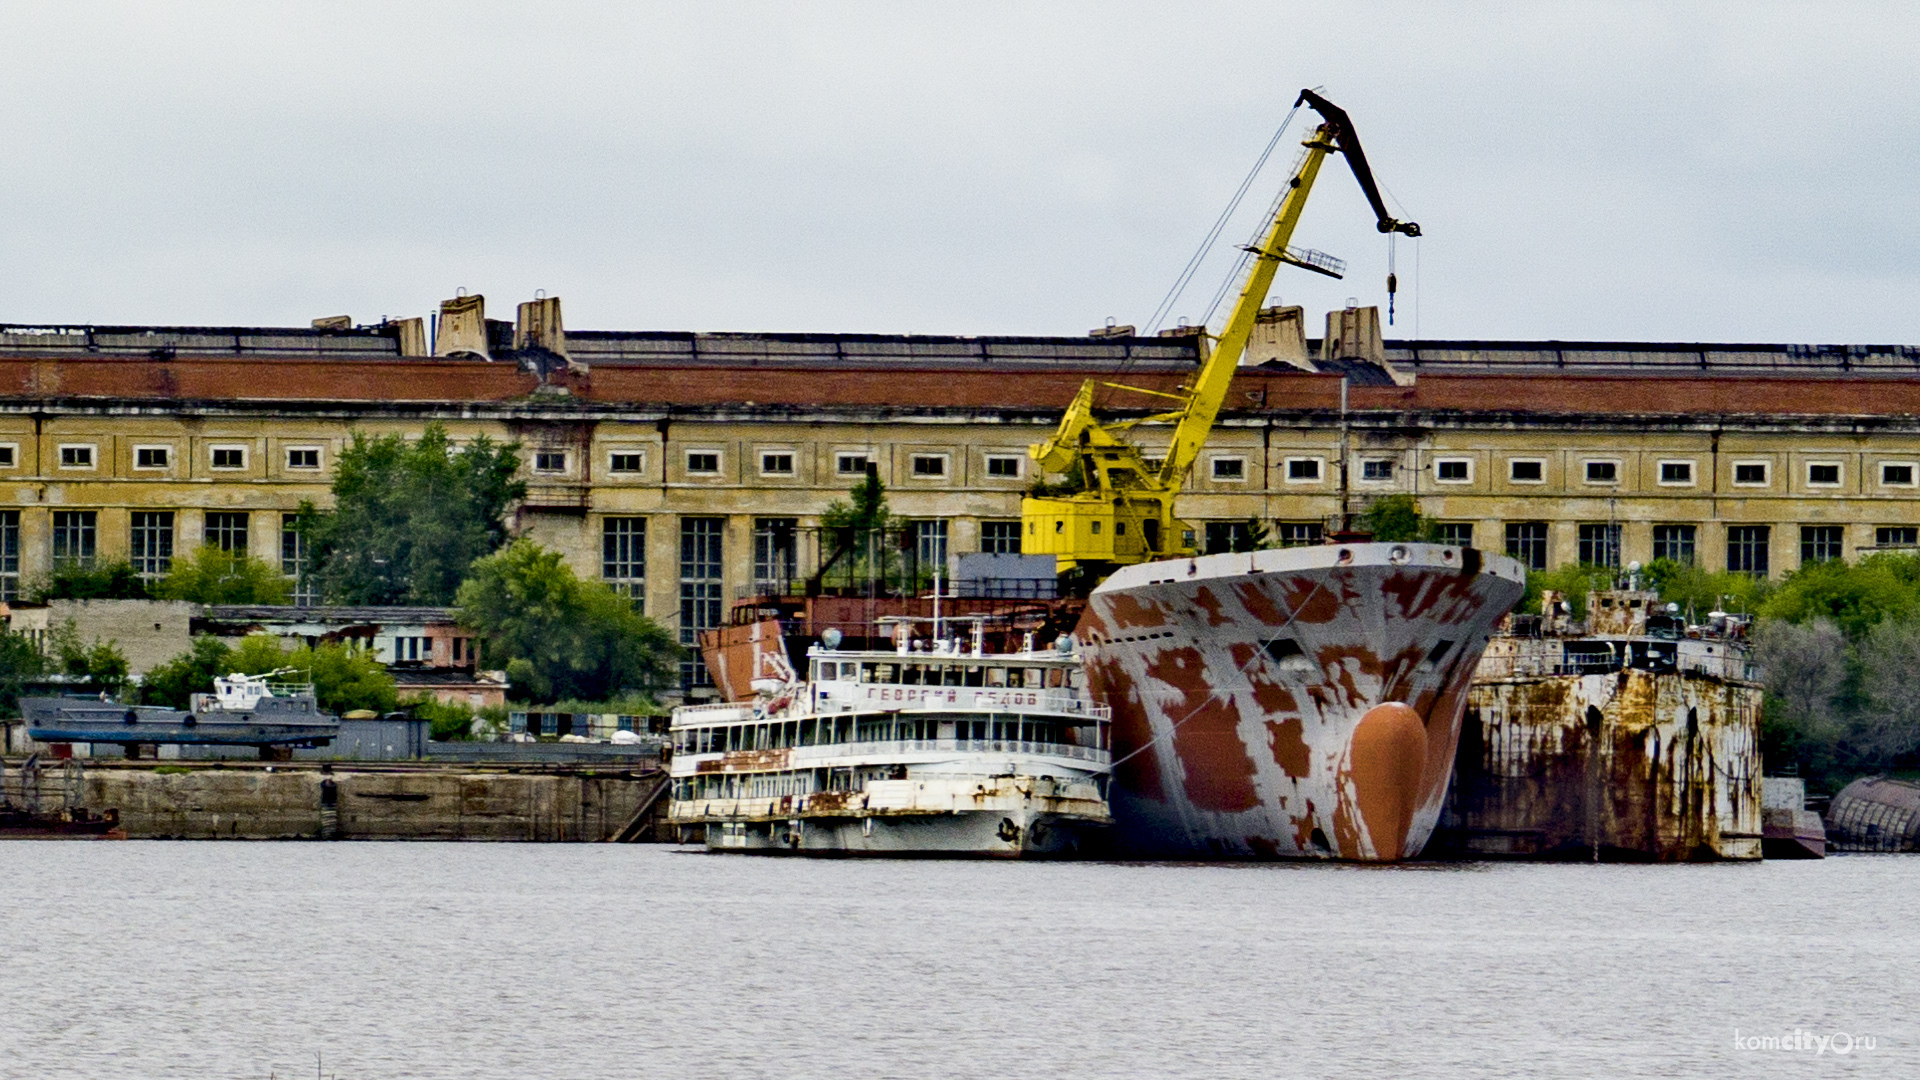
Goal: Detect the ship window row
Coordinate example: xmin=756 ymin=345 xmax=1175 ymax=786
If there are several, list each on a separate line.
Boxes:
xmin=816 ymin=660 xmax=1073 ymax=689
xmin=674 ymin=713 xmax=1085 ymax=755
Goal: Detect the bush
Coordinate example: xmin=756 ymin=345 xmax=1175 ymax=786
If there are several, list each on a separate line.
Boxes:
xmin=407 ymin=696 xmax=478 ymax=741
xmin=138 ymin=635 xmax=233 ymax=708
xmin=153 ymin=546 xmax=293 ymax=605
xmin=29 ymin=560 xmax=149 ymax=601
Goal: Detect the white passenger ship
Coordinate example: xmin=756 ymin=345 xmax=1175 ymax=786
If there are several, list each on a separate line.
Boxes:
xmin=668 ymin=620 xmax=1112 ymax=857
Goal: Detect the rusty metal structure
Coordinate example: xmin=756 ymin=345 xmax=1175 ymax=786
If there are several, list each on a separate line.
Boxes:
xmin=1076 ymin=542 xmax=1526 ymax=860
xmin=1435 ymin=589 xmax=1764 ymax=861
xmin=1825 ymin=776 xmax=1920 ymax=852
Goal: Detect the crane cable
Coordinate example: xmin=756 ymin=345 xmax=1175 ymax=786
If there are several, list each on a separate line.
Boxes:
xmin=1142 ymin=102 xmax=1303 ymax=340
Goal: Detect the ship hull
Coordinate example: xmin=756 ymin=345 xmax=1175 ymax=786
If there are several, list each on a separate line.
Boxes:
xmin=696 ymin=805 xmax=1107 ymax=858
xmin=1076 ymin=543 xmax=1525 ymax=861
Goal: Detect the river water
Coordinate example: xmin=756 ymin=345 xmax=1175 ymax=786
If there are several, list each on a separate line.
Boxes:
xmin=0 ymin=844 xmax=1913 ymax=1079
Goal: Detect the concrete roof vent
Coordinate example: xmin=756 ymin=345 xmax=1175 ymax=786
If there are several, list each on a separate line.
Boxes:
xmin=311 ymin=315 xmax=352 ymax=331
xmin=515 ymin=295 xmax=567 ymax=358
xmin=435 ymin=294 xmax=490 ymax=360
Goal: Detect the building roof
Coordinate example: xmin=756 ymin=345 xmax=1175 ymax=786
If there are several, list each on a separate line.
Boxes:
xmin=199 ymin=605 xmax=458 ymax=624
xmin=8 ymin=321 xmax=1920 ymax=423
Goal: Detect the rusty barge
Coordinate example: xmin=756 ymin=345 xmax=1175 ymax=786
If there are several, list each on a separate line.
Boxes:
xmin=1075 ymin=542 xmax=1527 ymax=860
xmin=1434 ymin=589 xmax=1765 ymax=861
xmin=671 ymin=619 xmax=1111 ymax=857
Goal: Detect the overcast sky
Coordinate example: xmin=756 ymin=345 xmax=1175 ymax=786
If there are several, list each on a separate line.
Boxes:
xmin=2 ymin=3 xmax=1915 ymax=344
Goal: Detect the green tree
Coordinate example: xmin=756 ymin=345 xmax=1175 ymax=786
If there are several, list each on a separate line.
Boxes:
xmin=0 ymin=628 xmax=48 ymax=717
xmin=821 ymin=468 xmax=896 ymax=588
xmin=28 ymin=560 xmax=149 ymax=601
xmin=1357 ymin=493 xmax=1426 ymax=543
xmin=137 ymin=635 xmax=234 ymax=708
xmin=1757 ymin=553 xmax=1920 ymax=638
xmin=46 ymin=619 xmax=129 ymax=694
xmin=1233 ymin=516 xmax=1272 ymax=553
xmin=455 ymin=539 xmax=680 ymax=704
xmin=152 ymin=546 xmax=293 ymax=605
xmin=290 ymin=641 xmax=397 ymax=715
xmin=298 ymin=422 xmax=525 ymax=605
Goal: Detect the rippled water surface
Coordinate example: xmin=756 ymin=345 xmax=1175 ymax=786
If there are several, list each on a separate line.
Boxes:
xmin=1 ymin=844 xmax=1914 ymax=1079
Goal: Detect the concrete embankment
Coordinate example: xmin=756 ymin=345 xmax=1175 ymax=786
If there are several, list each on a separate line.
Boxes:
xmin=60 ymin=760 xmax=669 ymax=841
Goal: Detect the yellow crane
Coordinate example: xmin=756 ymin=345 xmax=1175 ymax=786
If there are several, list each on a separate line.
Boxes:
xmin=1022 ymin=89 xmax=1420 ymax=588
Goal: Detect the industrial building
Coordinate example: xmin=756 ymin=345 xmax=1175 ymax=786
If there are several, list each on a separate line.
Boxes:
xmin=7 ymin=294 xmax=1920 ymax=691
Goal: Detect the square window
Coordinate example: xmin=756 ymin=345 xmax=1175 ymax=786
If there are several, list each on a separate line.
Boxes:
xmin=980 ymin=520 xmax=1023 ymax=554
xmin=1211 ymin=457 xmax=1246 ymax=481
xmin=1881 ymin=463 xmax=1915 ymax=487
xmin=1286 ymin=458 xmax=1321 ymax=482
xmin=1877 ymin=526 xmax=1918 ymax=547
xmin=1653 ymin=524 xmax=1696 ymax=563
xmin=1584 ymin=460 xmax=1619 ymax=484
xmin=986 ymin=455 xmax=1022 ymax=478
xmin=286 ymin=447 xmax=321 ymax=470
xmin=135 ymin=446 xmax=171 ymax=469
xmin=1362 ymin=460 xmax=1393 ymax=481
xmin=1659 ymin=461 xmax=1693 ymax=485
xmin=1578 ymin=523 xmax=1621 ymax=568
xmin=1801 ymin=525 xmax=1844 ymax=564
xmin=1433 ymin=522 xmax=1474 ymax=546
xmin=910 ymin=454 xmax=947 ymax=478
xmin=1434 ymin=458 xmax=1471 ymax=483
xmin=1727 ymin=525 xmax=1771 ymax=576
xmin=59 ymin=444 xmax=94 ymax=468
xmin=760 ymin=452 xmax=795 ymax=476
xmin=0 ymin=445 xmax=13 ymax=467
xmin=1505 ymin=522 xmax=1548 ymax=571
xmin=1508 ymin=459 xmax=1544 ymax=483
xmin=1733 ymin=462 xmax=1769 ymax=486
xmin=836 ymin=453 xmax=870 ymax=475
xmin=1275 ymin=522 xmax=1322 ymax=547
xmin=211 ymin=446 xmax=246 ymax=470
xmin=533 ymin=450 xmax=568 ymax=473
xmin=686 ymin=451 xmax=720 ymax=475
xmin=1807 ymin=463 xmax=1841 ymax=486
xmin=609 ymin=451 xmax=644 ymax=473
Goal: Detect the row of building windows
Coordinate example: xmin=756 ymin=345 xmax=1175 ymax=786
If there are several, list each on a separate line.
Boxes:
xmin=524 ymin=448 xmax=1027 ymax=480
xmin=1204 ymin=455 xmax=1920 ymax=488
xmin=0 ymin=509 xmax=314 ymax=603
xmin=1494 ymin=522 xmax=1920 ymax=575
xmin=0 ymin=444 xmax=326 ymax=473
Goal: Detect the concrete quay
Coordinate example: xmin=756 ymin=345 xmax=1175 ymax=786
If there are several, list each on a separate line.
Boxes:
xmin=11 ymin=759 xmax=670 ymax=842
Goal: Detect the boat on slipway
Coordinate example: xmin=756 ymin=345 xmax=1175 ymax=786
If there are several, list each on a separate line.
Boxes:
xmin=21 ymin=670 xmax=339 ymax=759
xmin=669 ymin=620 xmax=1111 ymax=857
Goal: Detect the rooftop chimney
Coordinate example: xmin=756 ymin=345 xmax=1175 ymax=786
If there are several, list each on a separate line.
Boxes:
xmin=390 ymin=317 xmax=428 ymax=357
xmin=435 ymin=294 xmax=490 ymax=359
xmin=310 ymin=315 xmax=352 ymax=331
xmin=514 ymin=296 xmax=567 ymax=358
xmin=1240 ymin=305 xmax=1310 ymax=371
xmin=1322 ymin=305 xmax=1413 ymax=386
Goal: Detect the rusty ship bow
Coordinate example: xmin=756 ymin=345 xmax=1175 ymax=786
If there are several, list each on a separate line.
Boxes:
xmin=1077 ymin=541 xmax=1526 ymax=861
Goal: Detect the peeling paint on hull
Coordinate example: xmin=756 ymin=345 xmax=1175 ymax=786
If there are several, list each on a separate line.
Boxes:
xmin=1441 ymin=631 xmax=1764 ymax=862
xmin=1078 ymin=543 xmax=1526 ymax=861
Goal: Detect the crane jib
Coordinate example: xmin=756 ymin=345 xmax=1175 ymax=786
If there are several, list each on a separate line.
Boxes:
xmin=1023 ymin=92 xmax=1418 ymax=588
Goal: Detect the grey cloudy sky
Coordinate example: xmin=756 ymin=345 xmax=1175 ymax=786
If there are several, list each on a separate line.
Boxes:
xmin=2 ymin=2 xmax=1915 ymax=344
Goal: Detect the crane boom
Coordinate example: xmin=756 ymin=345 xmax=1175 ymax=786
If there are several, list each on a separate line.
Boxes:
xmin=1023 ymin=90 xmax=1418 ymax=589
